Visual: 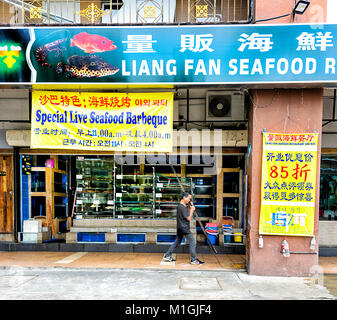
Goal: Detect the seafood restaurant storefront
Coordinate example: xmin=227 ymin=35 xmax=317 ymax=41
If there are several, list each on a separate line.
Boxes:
xmin=0 ymin=22 xmax=333 ymax=276
xmin=16 ymin=88 xmax=247 ymax=249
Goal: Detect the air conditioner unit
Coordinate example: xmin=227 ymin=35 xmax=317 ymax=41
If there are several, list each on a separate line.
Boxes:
xmin=206 ymin=91 xmax=245 ymax=121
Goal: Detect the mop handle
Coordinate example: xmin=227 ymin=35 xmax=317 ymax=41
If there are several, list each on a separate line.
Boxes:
xmin=165 ymin=154 xmax=218 ymax=255
xmin=47 ymin=199 xmax=56 ymax=238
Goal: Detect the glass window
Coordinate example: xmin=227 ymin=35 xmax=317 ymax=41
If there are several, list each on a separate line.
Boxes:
xmin=320 ymin=155 xmax=337 ymax=221
xmin=31 ymin=171 xmax=46 ymax=192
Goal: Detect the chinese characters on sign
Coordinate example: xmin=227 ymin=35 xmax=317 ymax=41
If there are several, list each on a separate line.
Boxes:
xmin=237 ymin=31 xmax=334 ymax=52
xmin=296 ymin=32 xmax=333 ymax=51
xmin=123 ymin=35 xmax=157 ymax=53
xmin=259 ymin=133 xmax=318 ymax=236
xmin=179 ymin=34 xmax=214 ymax=52
xmin=238 ymin=33 xmax=274 ymax=52
xmin=31 ymin=91 xmax=173 ymax=152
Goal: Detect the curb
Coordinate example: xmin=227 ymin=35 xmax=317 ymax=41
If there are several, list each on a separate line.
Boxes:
xmin=0 ymin=265 xmax=247 ymax=273
xmin=0 ymin=242 xmax=246 ymax=254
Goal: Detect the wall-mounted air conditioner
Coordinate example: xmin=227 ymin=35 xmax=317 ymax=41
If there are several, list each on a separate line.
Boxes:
xmin=206 ymin=91 xmax=245 ymax=121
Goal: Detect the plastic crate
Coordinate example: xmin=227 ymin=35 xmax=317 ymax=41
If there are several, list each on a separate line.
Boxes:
xmin=59 ymin=220 xmax=67 ymax=233
xmin=157 ymin=234 xmax=186 ymax=244
xmin=77 ymin=232 xmax=105 ymax=243
xmin=117 ymin=233 xmax=146 ymax=244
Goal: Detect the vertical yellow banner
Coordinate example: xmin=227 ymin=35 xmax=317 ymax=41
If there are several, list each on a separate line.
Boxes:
xmin=259 ymin=133 xmax=318 ymax=236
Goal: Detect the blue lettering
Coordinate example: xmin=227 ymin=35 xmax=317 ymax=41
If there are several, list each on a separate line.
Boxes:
xmin=36 ymin=109 xmax=41 ymax=123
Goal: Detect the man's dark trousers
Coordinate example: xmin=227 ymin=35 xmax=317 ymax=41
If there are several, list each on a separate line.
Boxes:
xmin=165 ymin=230 xmax=197 ymax=261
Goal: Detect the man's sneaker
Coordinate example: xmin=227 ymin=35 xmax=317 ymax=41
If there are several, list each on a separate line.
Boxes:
xmin=190 ymin=258 xmax=205 ymax=265
xmin=163 ymin=255 xmax=176 ymax=262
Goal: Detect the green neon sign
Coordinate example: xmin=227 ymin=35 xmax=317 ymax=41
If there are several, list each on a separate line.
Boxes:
xmin=0 ymin=43 xmax=24 ymax=72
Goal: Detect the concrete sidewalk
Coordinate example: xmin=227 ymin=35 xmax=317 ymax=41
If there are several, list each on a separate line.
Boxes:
xmin=0 ymin=251 xmax=336 ymax=274
xmin=0 ymin=267 xmax=335 ymax=300
xmin=0 ymin=252 xmax=335 ymax=300
xmin=0 ymin=251 xmax=246 ymax=271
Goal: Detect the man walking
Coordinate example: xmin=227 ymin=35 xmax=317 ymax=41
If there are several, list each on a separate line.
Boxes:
xmin=163 ymin=191 xmax=204 ymax=265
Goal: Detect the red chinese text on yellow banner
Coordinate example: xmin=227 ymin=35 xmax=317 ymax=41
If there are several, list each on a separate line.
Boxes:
xmin=259 ymin=133 xmax=318 ymax=236
xmin=31 ymin=91 xmax=173 ymax=152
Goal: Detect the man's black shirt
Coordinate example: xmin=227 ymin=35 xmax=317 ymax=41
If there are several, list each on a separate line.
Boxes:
xmin=177 ymin=203 xmax=190 ymax=234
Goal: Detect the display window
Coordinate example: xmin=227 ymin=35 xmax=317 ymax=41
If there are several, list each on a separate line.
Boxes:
xmin=19 ymin=152 xmax=246 ymax=246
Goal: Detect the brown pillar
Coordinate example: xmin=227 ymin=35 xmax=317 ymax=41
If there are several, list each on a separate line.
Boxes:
xmin=246 ymin=0 xmax=327 ymax=277
xmin=246 ymin=89 xmax=323 ymax=276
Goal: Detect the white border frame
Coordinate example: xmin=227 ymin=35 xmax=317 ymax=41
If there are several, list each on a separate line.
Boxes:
xmin=1 ymin=23 xmax=337 ymax=86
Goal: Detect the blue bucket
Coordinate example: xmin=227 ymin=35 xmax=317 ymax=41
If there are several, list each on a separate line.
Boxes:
xmin=223 ymin=224 xmax=232 ymax=243
xmin=224 ymin=235 xmax=231 ymax=243
xmin=206 ymin=230 xmax=218 ymax=245
xmin=206 ymin=223 xmax=218 ymax=229
xmin=205 ymin=223 xmax=218 ymax=245
xmin=206 ymin=227 xmax=218 ymax=232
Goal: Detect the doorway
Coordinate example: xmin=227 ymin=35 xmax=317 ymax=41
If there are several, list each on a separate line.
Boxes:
xmin=0 ymin=155 xmax=14 ymax=238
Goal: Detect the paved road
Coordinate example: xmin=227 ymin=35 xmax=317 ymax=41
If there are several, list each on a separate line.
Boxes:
xmin=0 ymin=267 xmax=335 ymax=300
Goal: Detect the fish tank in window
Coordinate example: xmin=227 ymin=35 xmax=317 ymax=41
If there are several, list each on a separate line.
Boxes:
xmin=31 ymin=155 xmax=50 ymax=167
xmin=54 ymin=196 xmax=67 ymax=218
xmin=58 ymin=155 xmax=68 ymax=171
xmin=192 ymin=177 xmax=214 ymax=195
xmin=223 ymin=197 xmax=240 ymax=221
xmin=31 ymin=196 xmax=46 ymax=218
xmin=54 ymin=172 xmax=67 ymax=193
xmin=223 ymin=172 xmax=240 ymax=193
xmin=31 ymin=171 xmax=45 ymax=192
xmin=194 ymin=198 xmax=214 ymax=218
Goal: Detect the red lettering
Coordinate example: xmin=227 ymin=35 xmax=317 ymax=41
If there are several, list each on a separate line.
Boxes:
xmin=270 ymin=166 xmax=278 ymax=178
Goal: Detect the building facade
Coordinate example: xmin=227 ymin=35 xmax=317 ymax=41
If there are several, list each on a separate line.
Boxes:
xmin=0 ymin=0 xmax=335 ymax=277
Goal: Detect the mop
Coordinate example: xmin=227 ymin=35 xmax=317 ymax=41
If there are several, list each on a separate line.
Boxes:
xmin=43 ymin=199 xmax=57 ymax=242
xmin=165 ymin=154 xmax=218 ymax=255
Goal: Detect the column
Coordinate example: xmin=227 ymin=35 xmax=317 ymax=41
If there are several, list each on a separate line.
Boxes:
xmin=246 ymin=89 xmax=323 ymax=276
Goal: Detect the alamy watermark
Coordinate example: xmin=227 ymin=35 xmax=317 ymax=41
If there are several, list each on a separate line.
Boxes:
xmin=114 ymin=128 xmax=231 ymax=176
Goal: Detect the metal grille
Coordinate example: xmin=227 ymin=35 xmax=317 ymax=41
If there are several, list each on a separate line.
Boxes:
xmin=0 ymin=0 xmax=252 ymax=25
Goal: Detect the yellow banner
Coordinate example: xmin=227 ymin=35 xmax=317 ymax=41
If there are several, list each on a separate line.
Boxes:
xmin=31 ymin=91 xmax=173 ymax=152
xmin=259 ymin=132 xmax=318 ymax=236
